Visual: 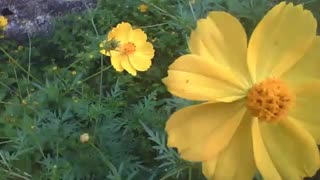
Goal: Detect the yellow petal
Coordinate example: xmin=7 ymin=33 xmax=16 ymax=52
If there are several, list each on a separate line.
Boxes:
xmin=247 ymin=2 xmax=317 ymax=83
xmin=166 ymin=100 xmax=246 ymax=161
xmin=136 ymin=42 xmax=154 ymax=59
xmin=108 ymin=22 xmax=132 ymax=42
xmin=251 ymin=119 xmax=282 ymax=180
xmin=163 ymin=55 xmax=247 ymax=102
xmin=129 ymin=53 xmax=152 ymax=71
xmin=109 ymin=51 xmax=124 ymax=72
xmin=129 ymin=42 xmax=154 ymax=71
xmin=203 ymin=114 xmax=255 ymax=180
xmin=287 ymin=82 xmax=320 ymax=144
xmin=120 ymin=55 xmax=137 ymax=76
xmin=252 ymin=118 xmax=320 ymax=180
xmin=282 ymin=37 xmax=320 ymax=84
xmin=129 ymin=29 xmax=147 ymax=46
xmin=282 ymin=38 xmax=320 ymax=143
xmin=189 ymin=11 xmax=250 ymax=86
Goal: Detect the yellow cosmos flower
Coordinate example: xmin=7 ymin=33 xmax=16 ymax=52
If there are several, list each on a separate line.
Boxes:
xmin=0 ymin=16 xmax=8 ymax=29
xmin=163 ymin=2 xmax=320 ymax=180
xmin=138 ymin=4 xmax=148 ymax=13
xmin=100 ymin=22 xmax=154 ymax=76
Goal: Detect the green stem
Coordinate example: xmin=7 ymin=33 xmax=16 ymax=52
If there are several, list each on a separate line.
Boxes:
xmin=0 ymin=101 xmax=13 ymax=105
xmin=142 ymin=0 xmax=179 ymax=21
xmin=188 ymin=2 xmax=196 ymax=22
xmin=0 ymin=140 xmax=14 ymax=145
xmin=81 ymin=65 xmax=111 ymax=82
xmin=0 ymin=47 xmax=41 ymax=84
xmin=12 ymin=67 xmax=22 ymax=98
xmin=27 ymin=33 xmax=32 ymax=86
xmin=66 ymin=59 xmax=82 ymax=69
xmin=90 ymin=143 xmax=121 ymax=180
xmin=0 ymin=81 xmax=12 ymax=91
xmin=188 ymin=167 xmax=192 ymax=180
xmin=137 ymin=22 xmax=168 ymax=29
xmin=83 ymin=1 xmax=105 ymax=102
xmin=0 ymin=168 xmax=31 ymax=180
xmin=99 ymin=55 xmax=103 ymax=103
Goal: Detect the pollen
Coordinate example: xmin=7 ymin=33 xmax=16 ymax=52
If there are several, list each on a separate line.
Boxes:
xmin=247 ymin=78 xmax=294 ymax=122
xmin=120 ymin=42 xmax=136 ymax=55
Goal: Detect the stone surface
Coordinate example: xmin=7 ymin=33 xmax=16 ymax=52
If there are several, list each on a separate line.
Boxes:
xmin=0 ymin=0 xmax=96 ymax=39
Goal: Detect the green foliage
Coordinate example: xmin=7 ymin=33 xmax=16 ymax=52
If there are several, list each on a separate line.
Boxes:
xmin=0 ymin=0 xmax=318 ymax=179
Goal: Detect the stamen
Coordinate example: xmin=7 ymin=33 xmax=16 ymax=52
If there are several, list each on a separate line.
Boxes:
xmin=119 ymin=42 xmax=136 ymax=55
xmin=247 ymin=78 xmax=294 ymax=122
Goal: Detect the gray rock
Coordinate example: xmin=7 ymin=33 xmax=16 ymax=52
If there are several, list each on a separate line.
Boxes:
xmin=0 ymin=0 xmax=96 ymax=39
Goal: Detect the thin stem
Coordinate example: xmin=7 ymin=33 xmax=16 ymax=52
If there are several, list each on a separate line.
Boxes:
xmin=0 ymin=81 xmax=12 ymax=91
xmin=81 ymin=65 xmax=111 ymax=82
xmin=56 ymin=143 xmax=59 ymax=164
xmin=90 ymin=15 xmax=99 ymax=37
xmin=0 ymin=168 xmax=31 ymax=180
xmin=138 ymin=22 xmax=168 ymax=29
xmin=142 ymin=0 xmax=179 ymax=21
xmin=0 ymin=101 xmax=12 ymax=105
xmin=84 ymin=1 xmax=104 ymax=102
xmin=188 ymin=2 xmax=196 ymax=22
xmin=27 ymin=33 xmax=32 ymax=93
xmin=0 ymin=47 xmax=41 ymax=84
xmin=303 ymin=0 xmax=317 ymax=4
xmin=188 ymin=167 xmax=192 ymax=180
xmin=99 ymin=55 xmax=103 ymax=103
xmin=12 ymin=67 xmax=22 ymax=98
xmin=90 ymin=143 xmax=121 ymax=180
xmin=66 ymin=59 xmax=82 ymax=69
xmin=37 ymin=142 xmax=45 ymax=159
xmin=84 ymin=1 xmax=100 ymax=37
xmin=0 ymin=136 xmax=14 ymax=139
xmin=0 ymin=140 xmax=14 ymax=145
xmin=141 ymin=0 xmax=192 ymax=30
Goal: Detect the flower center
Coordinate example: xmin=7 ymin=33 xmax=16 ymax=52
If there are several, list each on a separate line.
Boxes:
xmin=120 ymin=42 xmax=136 ymax=55
xmin=247 ymin=78 xmax=294 ymax=122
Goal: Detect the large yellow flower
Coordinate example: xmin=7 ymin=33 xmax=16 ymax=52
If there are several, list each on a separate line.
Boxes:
xmin=163 ymin=2 xmax=320 ymax=180
xmin=100 ymin=22 xmax=154 ymax=76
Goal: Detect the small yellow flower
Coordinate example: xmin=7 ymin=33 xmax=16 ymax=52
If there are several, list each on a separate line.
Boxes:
xmin=100 ymin=22 xmax=155 ymax=76
xmin=71 ymin=71 xmax=77 ymax=75
xmin=163 ymin=2 xmax=320 ymax=180
xmin=52 ymin=66 xmax=58 ymax=71
xmin=0 ymin=16 xmax=8 ymax=29
xmin=138 ymin=4 xmax=148 ymax=13
xmin=80 ymin=133 xmax=90 ymax=143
